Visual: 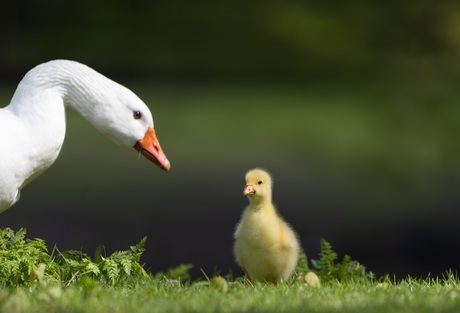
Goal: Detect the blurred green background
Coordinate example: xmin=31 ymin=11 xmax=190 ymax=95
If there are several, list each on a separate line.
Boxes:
xmin=2 ymin=0 xmax=460 ymax=278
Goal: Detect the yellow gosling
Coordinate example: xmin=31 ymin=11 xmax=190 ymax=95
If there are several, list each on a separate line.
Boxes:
xmin=233 ymin=168 xmax=300 ymax=283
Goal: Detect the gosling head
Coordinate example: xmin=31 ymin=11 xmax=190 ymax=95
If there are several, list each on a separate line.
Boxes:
xmin=243 ymin=168 xmax=273 ymax=204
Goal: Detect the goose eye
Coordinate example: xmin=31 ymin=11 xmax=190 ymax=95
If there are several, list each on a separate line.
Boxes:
xmin=133 ymin=111 xmax=142 ymax=120
xmin=257 ymin=180 xmax=263 ymax=185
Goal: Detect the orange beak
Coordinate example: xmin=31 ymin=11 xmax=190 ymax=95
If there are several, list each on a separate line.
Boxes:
xmin=134 ymin=126 xmax=171 ymax=172
xmin=243 ymin=185 xmax=255 ymax=196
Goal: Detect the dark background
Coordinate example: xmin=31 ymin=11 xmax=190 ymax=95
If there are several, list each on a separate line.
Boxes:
xmin=2 ymin=0 xmax=460 ymax=279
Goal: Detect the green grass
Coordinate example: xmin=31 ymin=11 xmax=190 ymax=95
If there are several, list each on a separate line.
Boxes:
xmin=2 ymin=275 xmax=460 ymax=313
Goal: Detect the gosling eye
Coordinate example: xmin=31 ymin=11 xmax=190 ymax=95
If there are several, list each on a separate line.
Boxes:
xmin=133 ymin=111 xmax=142 ymax=120
xmin=257 ymin=180 xmax=263 ymax=185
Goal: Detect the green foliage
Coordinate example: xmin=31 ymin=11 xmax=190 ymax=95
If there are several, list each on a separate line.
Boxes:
xmin=54 ymin=250 xmax=100 ymax=284
xmin=0 ymin=228 xmax=57 ymax=287
xmin=311 ymin=239 xmax=372 ymax=282
xmin=153 ymin=264 xmax=193 ymax=283
xmin=54 ymin=236 xmax=149 ymax=286
xmin=98 ymin=237 xmax=149 ymax=285
xmin=0 ymin=228 xmax=149 ymax=288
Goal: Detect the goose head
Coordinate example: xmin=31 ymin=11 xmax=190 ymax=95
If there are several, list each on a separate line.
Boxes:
xmin=61 ymin=65 xmax=171 ymax=172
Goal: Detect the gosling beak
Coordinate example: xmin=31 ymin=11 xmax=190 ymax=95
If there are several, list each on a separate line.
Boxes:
xmin=243 ymin=185 xmax=255 ymax=196
xmin=134 ymin=126 xmax=171 ymax=172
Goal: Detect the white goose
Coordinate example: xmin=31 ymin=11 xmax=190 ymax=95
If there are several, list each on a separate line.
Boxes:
xmin=0 ymin=60 xmax=170 ymax=213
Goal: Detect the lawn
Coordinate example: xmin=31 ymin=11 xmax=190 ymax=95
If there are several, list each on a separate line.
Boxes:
xmin=1 ymin=272 xmax=460 ymax=313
